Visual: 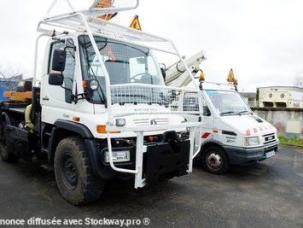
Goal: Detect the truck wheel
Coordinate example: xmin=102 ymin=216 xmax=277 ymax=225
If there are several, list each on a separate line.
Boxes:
xmin=0 ymin=143 xmax=18 ymax=163
xmin=203 ymin=146 xmax=229 ymax=174
xmin=54 ymin=137 xmax=104 ymax=205
xmin=0 ymin=121 xmax=18 ymax=163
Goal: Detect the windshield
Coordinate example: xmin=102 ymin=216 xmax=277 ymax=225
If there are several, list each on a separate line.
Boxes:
xmin=78 ymin=35 xmax=165 ymax=104
xmin=206 ymin=90 xmax=250 ymax=116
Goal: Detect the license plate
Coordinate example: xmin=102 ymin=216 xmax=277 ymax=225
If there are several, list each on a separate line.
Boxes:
xmin=265 ymin=151 xmax=276 ymax=158
xmin=105 ymin=151 xmax=130 ymax=163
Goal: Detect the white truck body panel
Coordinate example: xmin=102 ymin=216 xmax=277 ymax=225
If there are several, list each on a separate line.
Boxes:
xmin=197 ymin=83 xmax=279 ymax=165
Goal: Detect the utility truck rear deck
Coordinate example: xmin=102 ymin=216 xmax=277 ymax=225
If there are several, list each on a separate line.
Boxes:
xmin=0 ymin=0 xmax=202 ymax=205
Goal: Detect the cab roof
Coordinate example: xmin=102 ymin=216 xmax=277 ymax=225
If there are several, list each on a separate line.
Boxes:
xmin=202 ymin=82 xmax=236 ymax=91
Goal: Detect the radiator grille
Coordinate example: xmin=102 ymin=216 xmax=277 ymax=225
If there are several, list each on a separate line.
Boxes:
xmin=263 ymin=133 xmax=276 ymax=145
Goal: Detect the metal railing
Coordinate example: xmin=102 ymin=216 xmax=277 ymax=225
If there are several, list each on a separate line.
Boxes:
xmin=110 ymin=84 xmax=200 ymax=115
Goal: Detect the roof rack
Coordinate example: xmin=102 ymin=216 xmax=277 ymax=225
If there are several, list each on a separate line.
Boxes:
xmin=39 ymin=0 xmax=176 ymax=54
xmin=46 ymin=0 xmax=139 ymax=19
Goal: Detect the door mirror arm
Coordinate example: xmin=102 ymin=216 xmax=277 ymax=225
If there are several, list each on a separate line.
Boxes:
xmin=71 ymin=83 xmax=88 ymax=104
xmin=71 ymin=92 xmax=87 ymax=104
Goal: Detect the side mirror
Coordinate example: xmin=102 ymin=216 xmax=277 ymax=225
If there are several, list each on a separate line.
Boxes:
xmin=83 ymin=79 xmax=100 ymax=91
xmin=161 ymin=68 xmax=166 ymax=80
xmin=82 ymin=79 xmax=100 ymax=100
xmin=88 ymin=79 xmax=99 ymax=91
xmin=203 ymin=106 xmax=211 ymax=116
xmin=52 ymin=49 xmax=66 ymax=72
xmin=49 ymin=74 xmax=64 ymax=86
xmin=159 ymin=64 xmax=167 ymax=80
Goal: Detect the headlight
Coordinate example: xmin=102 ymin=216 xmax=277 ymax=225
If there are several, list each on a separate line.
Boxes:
xmin=245 ymin=136 xmax=260 ymax=146
xmin=115 ymin=118 xmax=126 ymax=127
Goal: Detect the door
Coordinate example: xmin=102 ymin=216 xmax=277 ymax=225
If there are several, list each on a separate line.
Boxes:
xmin=41 ymin=38 xmax=76 ymax=124
xmin=194 ymin=94 xmax=214 ymax=152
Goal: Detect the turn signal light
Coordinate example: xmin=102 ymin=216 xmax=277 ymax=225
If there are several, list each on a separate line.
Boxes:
xmin=82 ymin=80 xmax=89 ymax=89
xmin=96 ymin=125 xmax=120 ymax=134
xmin=97 ymin=125 xmax=107 ymax=134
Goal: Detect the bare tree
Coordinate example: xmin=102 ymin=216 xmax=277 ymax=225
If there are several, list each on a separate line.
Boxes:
xmin=294 ymin=71 xmax=303 ymax=88
xmin=0 ymin=66 xmax=23 ymax=80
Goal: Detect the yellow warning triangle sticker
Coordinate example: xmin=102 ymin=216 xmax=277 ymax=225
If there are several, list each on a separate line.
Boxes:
xmin=129 ymin=15 xmax=142 ymax=31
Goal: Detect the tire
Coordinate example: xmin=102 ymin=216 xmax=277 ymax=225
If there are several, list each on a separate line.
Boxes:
xmin=203 ymin=146 xmax=229 ymax=174
xmin=0 ymin=143 xmax=18 ymax=163
xmin=0 ymin=120 xmax=18 ymax=163
xmin=54 ymin=137 xmax=104 ymax=205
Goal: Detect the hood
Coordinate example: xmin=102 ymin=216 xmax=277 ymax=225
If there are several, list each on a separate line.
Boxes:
xmin=220 ymin=114 xmax=277 ymax=136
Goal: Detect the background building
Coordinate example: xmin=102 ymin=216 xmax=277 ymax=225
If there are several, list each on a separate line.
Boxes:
xmin=240 ymin=92 xmax=257 ymax=107
xmin=257 ymin=86 xmax=303 ymax=109
xmin=241 ymin=86 xmax=303 ymax=138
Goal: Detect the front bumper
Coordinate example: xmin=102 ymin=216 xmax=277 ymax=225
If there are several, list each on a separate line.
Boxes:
xmin=224 ymin=143 xmax=279 ymax=165
xmin=85 ymin=135 xmax=190 ymax=182
xmin=144 ymin=140 xmax=190 ymax=183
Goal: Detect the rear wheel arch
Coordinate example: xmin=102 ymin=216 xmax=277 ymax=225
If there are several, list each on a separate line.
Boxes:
xmin=48 ymin=120 xmax=94 ymax=165
xmin=200 ymin=141 xmax=227 ymax=158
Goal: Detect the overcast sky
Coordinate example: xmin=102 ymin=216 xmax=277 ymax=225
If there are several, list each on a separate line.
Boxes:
xmin=0 ymin=0 xmax=302 ymax=91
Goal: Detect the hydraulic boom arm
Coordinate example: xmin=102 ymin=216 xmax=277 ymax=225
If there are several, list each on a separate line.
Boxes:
xmin=165 ymin=51 xmax=206 ymax=87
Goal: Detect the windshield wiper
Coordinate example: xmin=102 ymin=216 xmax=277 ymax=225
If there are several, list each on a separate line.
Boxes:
xmin=220 ymin=111 xmax=236 ymax=116
xmin=238 ymin=110 xmax=252 ymax=115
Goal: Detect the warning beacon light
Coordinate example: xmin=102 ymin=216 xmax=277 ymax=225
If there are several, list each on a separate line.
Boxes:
xmin=227 ymin=68 xmax=238 ymax=91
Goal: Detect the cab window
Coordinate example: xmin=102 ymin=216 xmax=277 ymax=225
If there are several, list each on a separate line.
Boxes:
xmin=49 ymin=39 xmax=76 ymax=103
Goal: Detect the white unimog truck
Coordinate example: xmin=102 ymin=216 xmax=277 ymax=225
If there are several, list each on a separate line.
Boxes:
xmin=166 ymin=54 xmax=279 ymax=174
xmin=0 ymin=0 xmax=202 ymax=205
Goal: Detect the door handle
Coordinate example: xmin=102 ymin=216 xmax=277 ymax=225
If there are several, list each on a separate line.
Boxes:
xmin=42 ymin=97 xmax=49 ymax=101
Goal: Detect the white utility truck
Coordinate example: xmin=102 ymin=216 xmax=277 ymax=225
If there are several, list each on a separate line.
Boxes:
xmin=0 ymin=0 xmax=202 ymax=205
xmin=165 ymin=54 xmax=279 ymax=174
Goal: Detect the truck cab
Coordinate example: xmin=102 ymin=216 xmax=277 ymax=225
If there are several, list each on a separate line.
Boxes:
xmin=198 ymin=82 xmax=279 ymax=174
xmin=0 ymin=0 xmax=202 ymax=205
